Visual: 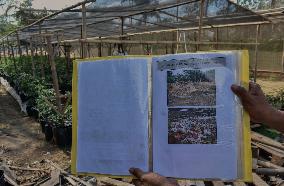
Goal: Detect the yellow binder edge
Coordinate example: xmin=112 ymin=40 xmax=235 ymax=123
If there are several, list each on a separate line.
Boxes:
xmin=71 ymin=60 xmax=79 ymax=175
xmin=75 ymin=55 xmax=153 ymax=62
xmin=241 ymin=50 xmax=253 ymax=182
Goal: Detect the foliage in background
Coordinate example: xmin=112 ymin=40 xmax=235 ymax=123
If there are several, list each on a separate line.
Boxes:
xmin=0 ymin=56 xmax=72 ymax=126
xmin=267 ymin=89 xmax=284 ymax=110
xmin=0 ymin=0 xmax=49 ymax=35
xmin=236 ymin=0 xmax=283 ymax=10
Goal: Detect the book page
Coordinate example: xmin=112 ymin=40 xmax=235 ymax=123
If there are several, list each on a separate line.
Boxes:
xmin=152 ymin=53 xmax=239 ymax=180
xmin=76 ymin=58 xmax=150 ymax=175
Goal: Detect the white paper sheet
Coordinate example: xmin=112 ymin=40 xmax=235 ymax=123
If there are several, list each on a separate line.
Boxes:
xmin=77 ymin=58 xmax=150 ymax=175
xmin=152 ymin=53 xmax=239 ymax=179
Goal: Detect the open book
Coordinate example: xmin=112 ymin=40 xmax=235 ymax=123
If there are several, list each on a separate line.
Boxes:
xmin=71 ymin=51 xmax=252 ymax=181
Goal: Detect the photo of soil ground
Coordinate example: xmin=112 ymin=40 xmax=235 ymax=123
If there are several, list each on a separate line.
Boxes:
xmin=168 ymin=108 xmax=217 ymax=144
xmin=167 ymin=69 xmax=216 ymax=106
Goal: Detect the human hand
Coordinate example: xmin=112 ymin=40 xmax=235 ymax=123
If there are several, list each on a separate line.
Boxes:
xmin=129 ymin=168 xmax=179 ymax=186
xmin=231 ymin=82 xmax=275 ymax=124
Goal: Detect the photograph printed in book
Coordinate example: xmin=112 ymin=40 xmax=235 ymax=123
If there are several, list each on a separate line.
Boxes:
xmin=167 ymin=69 xmax=216 ymax=106
xmin=168 ymin=108 xmax=217 ymax=144
xmin=167 ymin=69 xmax=217 ymax=144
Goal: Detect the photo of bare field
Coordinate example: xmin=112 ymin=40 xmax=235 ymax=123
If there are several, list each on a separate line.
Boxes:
xmin=168 ymin=108 xmax=217 ymax=144
xmin=167 ymin=69 xmax=216 ymax=106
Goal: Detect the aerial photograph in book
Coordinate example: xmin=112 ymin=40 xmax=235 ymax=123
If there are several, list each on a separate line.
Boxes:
xmin=167 ymin=69 xmax=216 ymax=106
xmin=168 ymin=108 xmax=217 ymax=144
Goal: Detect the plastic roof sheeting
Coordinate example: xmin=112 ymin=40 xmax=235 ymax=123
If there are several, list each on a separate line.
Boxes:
xmin=16 ymin=0 xmax=268 ymax=43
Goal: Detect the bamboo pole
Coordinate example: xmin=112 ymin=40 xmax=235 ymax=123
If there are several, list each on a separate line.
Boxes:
xmin=176 ymin=1 xmax=179 ymax=53
xmin=108 ymin=44 xmax=112 ymax=56
xmin=120 ymin=17 xmax=125 ymax=54
xmin=7 ymin=37 xmax=17 ymax=72
xmin=56 ymin=33 xmax=61 ymax=57
xmin=64 ymin=45 xmax=71 ymax=81
xmin=44 ymin=20 xmax=271 ymax=47
xmin=10 ymin=43 xmax=17 ymax=72
xmin=58 ymin=38 xmax=261 ymax=45
xmin=25 ymin=44 xmax=29 ymax=56
xmin=215 ymin=27 xmax=219 ymax=50
xmin=16 ymin=32 xmax=22 ymax=58
xmin=81 ymin=3 xmax=87 ymax=58
xmin=98 ymin=37 xmax=102 ymax=57
xmin=0 ymin=46 xmax=2 ymax=63
xmin=171 ymin=32 xmax=175 ymax=54
xmin=255 ymin=168 xmax=284 ymax=176
xmin=282 ymin=39 xmax=284 ymax=72
xmin=6 ymin=37 xmax=10 ymax=59
xmin=80 ymin=26 xmax=83 ymax=58
xmin=46 ymin=35 xmax=62 ymax=112
xmin=253 ymin=24 xmax=260 ymax=82
xmin=176 ymin=30 xmax=179 ymax=53
xmin=197 ymin=0 xmax=205 ymax=51
xmin=39 ymin=24 xmax=46 ymax=78
xmin=87 ymin=43 xmax=91 ymax=58
xmin=30 ymin=38 xmax=36 ymax=77
xmin=2 ymin=42 xmax=6 ymax=63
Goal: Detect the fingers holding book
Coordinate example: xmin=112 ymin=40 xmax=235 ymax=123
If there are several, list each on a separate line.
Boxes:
xmin=129 ymin=168 xmax=178 ymax=186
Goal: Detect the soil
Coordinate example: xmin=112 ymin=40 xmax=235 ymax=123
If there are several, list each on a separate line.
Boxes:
xmin=0 ymin=85 xmax=70 ymax=184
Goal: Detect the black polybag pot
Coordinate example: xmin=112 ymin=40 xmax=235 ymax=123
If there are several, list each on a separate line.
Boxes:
xmin=39 ymin=120 xmax=46 ymax=133
xmin=44 ymin=123 xmax=53 ymax=142
xmin=53 ymin=126 xmax=68 ymax=148
xmin=20 ymin=93 xmax=29 ymax=102
xmin=26 ymin=105 xmax=33 ymax=117
xmin=66 ymin=125 xmax=72 ymax=146
xmin=0 ymin=170 xmax=5 ymax=186
xmin=31 ymin=108 xmax=39 ymax=119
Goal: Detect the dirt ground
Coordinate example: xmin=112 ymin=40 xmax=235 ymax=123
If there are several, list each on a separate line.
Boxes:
xmin=0 ymin=85 xmax=70 ymax=184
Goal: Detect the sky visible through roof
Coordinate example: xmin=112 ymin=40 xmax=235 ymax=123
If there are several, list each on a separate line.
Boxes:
xmin=32 ymin=0 xmax=82 ymax=9
xmin=0 ymin=0 xmax=82 ymax=15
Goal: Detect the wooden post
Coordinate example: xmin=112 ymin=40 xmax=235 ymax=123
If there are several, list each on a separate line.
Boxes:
xmin=0 ymin=45 xmax=2 ymax=63
xmin=56 ymin=32 xmax=62 ymax=57
xmin=108 ymin=44 xmax=112 ymax=56
xmin=46 ymin=35 xmax=62 ymax=112
xmin=176 ymin=2 xmax=179 ymax=53
xmin=171 ymin=32 xmax=175 ymax=54
xmin=166 ymin=43 xmax=168 ymax=54
xmin=194 ymin=31 xmax=198 ymax=52
xmin=120 ymin=17 xmax=125 ymax=54
xmin=87 ymin=43 xmax=91 ymax=58
xmin=81 ymin=3 xmax=87 ymax=58
xmin=197 ymin=0 xmax=205 ymax=51
xmin=141 ymin=43 xmax=144 ymax=55
xmin=98 ymin=37 xmax=102 ymax=57
xmin=30 ymin=38 xmax=36 ymax=77
xmin=39 ymin=24 xmax=46 ymax=78
xmin=16 ymin=32 xmax=22 ymax=58
xmin=215 ymin=27 xmax=219 ymax=50
xmin=176 ymin=30 xmax=179 ymax=53
xmin=6 ymin=37 xmax=10 ymax=59
xmin=2 ymin=42 xmax=6 ymax=63
xmin=25 ymin=44 xmax=29 ymax=56
xmin=80 ymin=26 xmax=83 ymax=58
xmin=253 ymin=25 xmax=260 ymax=82
xmin=282 ymin=39 xmax=284 ymax=72
xmin=64 ymin=45 xmax=72 ymax=81
xmin=7 ymin=37 xmax=17 ymax=72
